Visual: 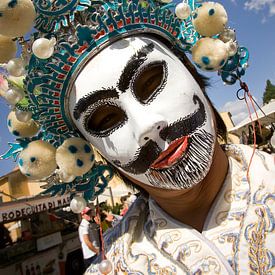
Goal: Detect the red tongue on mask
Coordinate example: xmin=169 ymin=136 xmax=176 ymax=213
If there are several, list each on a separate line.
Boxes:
xmin=150 ymin=136 xmax=189 ymax=169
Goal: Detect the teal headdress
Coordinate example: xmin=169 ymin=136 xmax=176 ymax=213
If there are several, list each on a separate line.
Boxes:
xmin=27 ymin=0 xmax=201 ymax=145
xmin=0 ymin=0 xmax=249 ymax=202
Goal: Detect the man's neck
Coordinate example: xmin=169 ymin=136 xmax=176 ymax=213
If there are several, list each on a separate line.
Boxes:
xmin=129 ymin=141 xmax=229 ymax=232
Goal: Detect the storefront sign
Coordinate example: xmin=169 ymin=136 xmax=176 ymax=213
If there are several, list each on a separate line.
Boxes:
xmin=0 ymin=195 xmax=71 ymax=223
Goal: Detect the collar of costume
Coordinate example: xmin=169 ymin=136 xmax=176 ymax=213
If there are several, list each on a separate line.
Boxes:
xmin=93 ymin=144 xmax=275 ymax=274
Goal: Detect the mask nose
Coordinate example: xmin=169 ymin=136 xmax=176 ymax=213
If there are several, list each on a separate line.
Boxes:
xmin=138 ymin=119 xmax=167 ymax=147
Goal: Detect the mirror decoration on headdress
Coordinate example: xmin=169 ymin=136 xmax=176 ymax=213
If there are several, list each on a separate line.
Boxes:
xmin=0 ymin=0 xmax=249 ymax=204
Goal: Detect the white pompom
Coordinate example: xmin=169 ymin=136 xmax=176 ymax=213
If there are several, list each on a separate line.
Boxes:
xmin=6 ymin=58 xmax=25 ymax=77
xmin=0 ymin=0 xmax=36 ymax=37
xmin=98 ymin=259 xmax=113 ymax=274
xmin=4 ymin=89 xmax=24 ymax=105
xmin=219 ymin=28 xmax=236 ymax=43
xmin=70 ymin=196 xmax=87 ymax=214
xmin=56 ymin=137 xmax=95 ymax=177
xmin=192 ymin=2 xmax=228 ymax=37
xmin=7 ymin=110 xmax=39 ymax=137
xmin=226 ymin=40 xmax=238 ymax=57
xmin=15 ymin=109 xmax=32 ymax=122
xmin=0 ymin=35 xmax=17 ymax=63
xmin=18 ymin=140 xmax=57 ymax=180
xmin=192 ymin=37 xmax=229 ymax=71
xmin=32 ymin=38 xmax=56 ymax=59
xmin=175 ymin=2 xmax=191 ymax=20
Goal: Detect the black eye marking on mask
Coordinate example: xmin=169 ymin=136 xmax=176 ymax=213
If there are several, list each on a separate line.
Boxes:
xmin=73 ymin=88 xmax=118 ymax=120
xmin=117 ymin=43 xmax=154 ymax=93
xmin=131 ymin=60 xmax=168 ymax=105
xmin=83 ymin=103 xmax=128 ymax=138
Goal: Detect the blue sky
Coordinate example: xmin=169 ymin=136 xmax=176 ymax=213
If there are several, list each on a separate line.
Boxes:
xmin=1 ymin=0 xmax=275 ymax=175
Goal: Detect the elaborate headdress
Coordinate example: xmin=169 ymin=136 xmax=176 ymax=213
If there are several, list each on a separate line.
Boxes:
xmin=0 ymin=0 xmax=249 ymax=203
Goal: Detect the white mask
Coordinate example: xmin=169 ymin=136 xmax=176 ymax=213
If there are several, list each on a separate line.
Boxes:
xmin=69 ymin=35 xmax=216 ymax=190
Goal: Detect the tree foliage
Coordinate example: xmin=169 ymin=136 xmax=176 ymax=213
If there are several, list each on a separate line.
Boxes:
xmin=263 ymin=79 xmax=275 ymax=104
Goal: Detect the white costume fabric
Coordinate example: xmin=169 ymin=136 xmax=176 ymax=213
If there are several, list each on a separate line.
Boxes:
xmin=86 ymin=144 xmax=275 ymax=274
xmin=79 ymin=219 xmax=100 ymax=259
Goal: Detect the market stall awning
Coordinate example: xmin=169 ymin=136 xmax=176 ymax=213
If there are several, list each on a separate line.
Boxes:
xmin=228 ymin=100 xmax=275 ymax=136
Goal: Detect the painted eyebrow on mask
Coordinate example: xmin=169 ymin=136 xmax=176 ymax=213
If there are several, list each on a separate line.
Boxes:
xmin=73 ymin=43 xmax=154 ymax=120
xmin=73 ymin=88 xmax=118 ymax=120
xmin=117 ymin=43 xmax=154 ymax=93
